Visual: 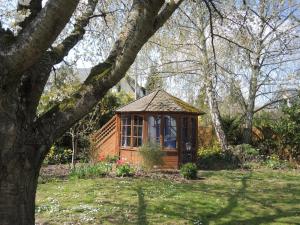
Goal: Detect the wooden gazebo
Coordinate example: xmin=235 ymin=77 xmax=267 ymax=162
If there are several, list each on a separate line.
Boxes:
xmin=92 ymin=90 xmax=204 ymax=169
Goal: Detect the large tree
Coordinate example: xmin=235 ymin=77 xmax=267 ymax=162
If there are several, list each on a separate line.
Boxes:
xmin=0 ymin=0 xmax=183 ymax=224
xmin=216 ymin=0 xmax=300 ymax=144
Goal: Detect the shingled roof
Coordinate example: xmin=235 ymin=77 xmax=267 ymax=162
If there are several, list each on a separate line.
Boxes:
xmin=116 ymin=90 xmax=204 ymax=114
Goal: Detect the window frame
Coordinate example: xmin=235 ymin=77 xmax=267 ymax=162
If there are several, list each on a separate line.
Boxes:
xmin=120 ymin=114 xmax=132 ymax=148
xmin=120 ymin=113 xmax=144 ymax=149
xmin=163 ymin=115 xmax=178 ymax=150
xmin=132 ymin=115 xmax=144 ymax=147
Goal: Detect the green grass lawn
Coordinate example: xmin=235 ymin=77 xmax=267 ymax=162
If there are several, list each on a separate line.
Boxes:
xmin=36 ymin=169 xmax=300 ymax=225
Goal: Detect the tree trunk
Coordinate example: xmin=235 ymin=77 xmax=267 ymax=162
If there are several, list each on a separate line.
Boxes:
xmin=243 ymin=110 xmax=254 ymax=144
xmin=198 ymin=26 xmax=228 ymax=151
xmin=0 ymin=93 xmax=43 ymax=225
xmin=71 ymin=133 xmax=77 ymax=169
xmin=243 ymin=65 xmax=259 ymax=144
xmin=0 ymin=165 xmax=39 ymax=225
xmin=206 ymin=79 xmax=228 ymax=151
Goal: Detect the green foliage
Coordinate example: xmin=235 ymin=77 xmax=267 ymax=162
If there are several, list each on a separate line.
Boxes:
xmin=69 ymin=163 xmax=111 ymax=179
xmin=45 ymin=145 xmax=72 ymax=165
xmin=198 ymin=140 xmax=221 ymax=159
xmin=38 ymin=66 xmax=81 ymax=115
xmin=180 ymin=163 xmax=198 ymax=179
xmin=264 ymin=154 xmax=294 ymax=170
xmin=197 ymin=141 xmax=239 ymax=169
xmin=229 ymin=144 xmax=260 ymax=164
xmin=139 ymin=142 xmax=165 ymax=170
xmin=253 ymin=96 xmax=300 ymax=162
xmin=116 ymin=164 xmax=135 ymax=177
xmin=221 ymin=116 xmax=243 ymax=145
xmin=104 ymin=155 xmax=119 ymax=163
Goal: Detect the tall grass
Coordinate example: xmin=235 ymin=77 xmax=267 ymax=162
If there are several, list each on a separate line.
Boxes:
xmin=69 ymin=163 xmax=112 ymax=179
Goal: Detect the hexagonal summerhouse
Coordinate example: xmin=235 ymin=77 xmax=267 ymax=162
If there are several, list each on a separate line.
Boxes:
xmin=92 ymin=90 xmax=204 ymax=169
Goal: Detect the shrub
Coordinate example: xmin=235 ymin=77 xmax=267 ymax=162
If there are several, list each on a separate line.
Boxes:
xmin=198 ymin=140 xmax=221 ymax=159
xmin=180 ymin=163 xmax=198 ymax=179
xmin=69 ymin=163 xmax=111 ymax=179
xmin=221 ymin=116 xmax=243 ymax=145
xmin=116 ymin=164 xmax=135 ymax=177
xmin=229 ymin=144 xmax=260 ymax=164
xmin=197 ymin=141 xmax=239 ymax=169
xmin=263 ymin=154 xmax=294 ymax=169
xmin=139 ymin=142 xmax=165 ymax=170
xmin=45 ymin=145 xmax=72 ymax=165
xmin=105 ymin=155 xmax=119 ymax=163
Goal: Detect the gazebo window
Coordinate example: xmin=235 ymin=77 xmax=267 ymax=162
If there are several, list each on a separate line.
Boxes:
xmin=133 ymin=115 xmax=143 ymax=147
xmin=121 ymin=115 xmax=131 ymax=147
xmin=164 ymin=115 xmax=177 ymax=148
xmin=148 ymin=115 xmax=161 ymax=143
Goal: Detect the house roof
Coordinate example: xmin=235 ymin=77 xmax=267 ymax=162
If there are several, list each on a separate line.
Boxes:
xmin=116 ymin=89 xmax=205 ymax=114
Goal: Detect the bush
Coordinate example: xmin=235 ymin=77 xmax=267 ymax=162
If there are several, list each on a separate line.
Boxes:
xmin=116 ymin=164 xmax=135 ymax=177
xmin=221 ymin=116 xmax=243 ymax=145
xmin=98 ymin=155 xmax=119 ymax=163
xmin=139 ymin=142 xmax=165 ymax=170
xmin=197 ymin=141 xmax=239 ymax=169
xmin=45 ymin=145 xmax=72 ymax=165
xmin=106 ymin=155 xmax=119 ymax=163
xmin=264 ymin=154 xmax=295 ymax=169
xmin=198 ymin=140 xmax=221 ymax=159
xmin=180 ymin=163 xmax=198 ymax=179
xmin=229 ymin=144 xmax=261 ymax=164
xmin=69 ymin=163 xmax=111 ymax=179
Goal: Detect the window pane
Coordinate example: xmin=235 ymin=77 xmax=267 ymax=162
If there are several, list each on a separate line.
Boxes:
xmin=121 ymin=115 xmax=131 ymax=147
xmin=126 ymin=126 xmax=131 ymax=136
xmin=164 ymin=115 xmax=177 ymax=148
xmin=134 ymin=116 xmax=143 ymax=125
xmin=148 ymin=115 xmax=161 ymax=143
xmin=133 ymin=137 xmax=143 ymax=147
xmin=122 ymin=136 xmax=130 ymax=147
xmin=133 ymin=115 xmax=143 ymax=147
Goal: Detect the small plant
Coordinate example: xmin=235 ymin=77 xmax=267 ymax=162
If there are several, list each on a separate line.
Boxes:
xmin=105 ymin=155 xmax=119 ymax=163
xmin=198 ymin=140 xmax=222 ymax=159
xmin=139 ymin=142 xmax=165 ymax=170
xmin=116 ymin=164 xmax=135 ymax=177
xmin=45 ymin=145 xmax=72 ymax=165
xmin=69 ymin=163 xmax=111 ymax=179
xmin=264 ymin=154 xmax=292 ymax=169
xmin=180 ymin=163 xmax=198 ymax=179
xmin=230 ymin=144 xmax=260 ymax=164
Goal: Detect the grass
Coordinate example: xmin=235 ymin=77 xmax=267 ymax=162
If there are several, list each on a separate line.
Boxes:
xmin=36 ymin=169 xmax=300 ymax=225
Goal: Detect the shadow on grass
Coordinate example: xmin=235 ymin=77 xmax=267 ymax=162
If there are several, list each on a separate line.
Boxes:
xmin=195 ymin=172 xmax=300 ymax=225
xmin=136 ymin=186 xmax=148 ymax=225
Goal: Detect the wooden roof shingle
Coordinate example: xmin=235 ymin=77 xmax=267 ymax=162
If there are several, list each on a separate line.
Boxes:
xmin=116 ymin=90 xmax=204 ymax=114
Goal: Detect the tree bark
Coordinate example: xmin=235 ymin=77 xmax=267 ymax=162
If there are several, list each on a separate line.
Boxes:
xmin=243 ymin=64 xmax=259 ymax=144
xmin=71 ymin=131 xmax=77 ymax=169
xmin=0 ymin=1 xmax=183 ymax=224
xmin=0 ymin=94 xmax=44 ymax=224
xmin=206 ymin=79 xmax=228 ymax=151
xmin=0 ymin=163 xmax=39 ymax=225
xmin=198 ymin=22 xmax=228 ymax=151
